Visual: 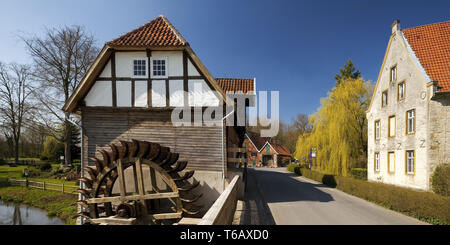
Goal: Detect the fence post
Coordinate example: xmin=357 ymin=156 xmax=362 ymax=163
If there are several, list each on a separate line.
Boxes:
xmin=43 ymin=181 xmax=46 ymax=190
xmin=62 ymin=184 xmax=64 ymax=193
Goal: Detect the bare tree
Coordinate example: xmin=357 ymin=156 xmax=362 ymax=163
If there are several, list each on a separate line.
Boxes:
xmin=21 ymin=25 xmax=99 ymax=167
xmin=0 ymin=62 xmax=34 ymax=164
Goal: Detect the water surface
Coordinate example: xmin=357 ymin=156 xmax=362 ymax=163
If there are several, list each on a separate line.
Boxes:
xmin=0 ymin=199 xmax=64 ymax=225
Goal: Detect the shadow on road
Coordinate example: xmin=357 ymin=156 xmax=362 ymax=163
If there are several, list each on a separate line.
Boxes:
xmin=241 ymin=169 xmax=276 ymax=225
xmin=253 ymin=168 xmax=335 ymax=203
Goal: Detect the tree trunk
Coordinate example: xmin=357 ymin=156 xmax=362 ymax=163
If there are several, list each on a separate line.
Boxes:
xmin=14 ymin=137 xmax=19 ymax=165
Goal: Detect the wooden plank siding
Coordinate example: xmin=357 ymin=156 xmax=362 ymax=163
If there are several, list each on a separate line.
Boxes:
xmin=81 ymin=108 xmax=224 ymax=172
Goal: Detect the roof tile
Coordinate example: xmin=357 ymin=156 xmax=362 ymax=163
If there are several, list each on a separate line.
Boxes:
xmin=107 ymin=15 xmax=186 ymax=47
xmin=215 ymin=78 xmax=255 ymax=93
xmin=403 ymin=21 xmax=450 ymax=92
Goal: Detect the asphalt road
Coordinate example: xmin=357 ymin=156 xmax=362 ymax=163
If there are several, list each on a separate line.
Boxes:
xmin=246 ymin=167 xmax=427 ymax=225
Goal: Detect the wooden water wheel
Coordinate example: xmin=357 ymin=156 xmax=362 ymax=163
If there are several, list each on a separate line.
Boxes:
xmin=76 ymin=139 xmax=202 ymax=225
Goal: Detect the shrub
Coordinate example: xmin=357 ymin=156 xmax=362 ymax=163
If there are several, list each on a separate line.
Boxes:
xmin=286 ymin=163 xmax=297 ymax=172
xmin=432 ymin=164 xmax=450 ymax=196
xmin=351 ymin=168 xmax=367 ymax=180
xmin=39 ymin=162 xmax=52 ymax=171
xmin=293 ymin=168 xmax=450 ymax=225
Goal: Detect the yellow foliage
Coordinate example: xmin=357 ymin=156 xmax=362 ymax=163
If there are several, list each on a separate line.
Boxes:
xmin=294 ymin=78 xmax=372 ymax=176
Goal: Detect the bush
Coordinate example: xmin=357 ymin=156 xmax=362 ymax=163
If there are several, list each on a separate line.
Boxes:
xmin=286 ymin=163 xmax=297 ymax=172
xmin=39 ymin=162 xmax=52 ymax=171
xmin=293 ymin=168 xmax=450 ymax=225
xmin=351 ymin=168 xmax=367 ymax=180
xmin=432 ymin=164 xmax=450 ymax=196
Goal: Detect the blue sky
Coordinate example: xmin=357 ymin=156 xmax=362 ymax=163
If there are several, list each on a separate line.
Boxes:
xmin=1 ymin=0 xmax=449 ymax=122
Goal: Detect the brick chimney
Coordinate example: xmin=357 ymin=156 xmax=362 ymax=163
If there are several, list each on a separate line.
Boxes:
xmin=392 ymin=19 xmax=400 ymax=34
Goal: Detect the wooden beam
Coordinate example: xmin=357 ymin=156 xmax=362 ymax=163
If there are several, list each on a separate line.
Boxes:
xmin=228 ymin=148 xmax=246 ymax=153
xmin=86 ymin=192 xmax=179 ymax=204
xmin=111 ymin=50 xmax=117 ymax=107
xmin=227 ymin=158 xmax=247 ymax=163
xmin=116 ymin=158 xmax=126 ymax=197
xmin=147 ymin=49 xmax=152 ymax=107
xmin=183 ymin=51 xmax=189 ymax=107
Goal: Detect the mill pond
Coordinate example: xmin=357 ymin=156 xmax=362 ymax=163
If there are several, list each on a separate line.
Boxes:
xmin=0 ymin=199 xmax=64 ymax=225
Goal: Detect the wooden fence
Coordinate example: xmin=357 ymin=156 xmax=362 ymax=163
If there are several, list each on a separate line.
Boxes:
xmin=3 ymin=178 xmax=78 ymax=195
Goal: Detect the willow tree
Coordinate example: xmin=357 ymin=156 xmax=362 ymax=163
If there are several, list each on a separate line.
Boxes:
xmin=294 ymin=77 xmax=371 ymax=176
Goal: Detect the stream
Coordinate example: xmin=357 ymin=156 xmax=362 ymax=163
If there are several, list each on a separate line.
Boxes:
xmin=0 ymin=199 xmax=64 ymax=225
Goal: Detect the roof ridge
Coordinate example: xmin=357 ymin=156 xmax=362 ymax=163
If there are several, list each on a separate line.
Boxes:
xmin=402 ymin=20 xmax=450 ymax=31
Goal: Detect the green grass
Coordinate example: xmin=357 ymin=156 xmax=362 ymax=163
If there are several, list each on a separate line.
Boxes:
xmin=0 ymin=165 xmax=78 ymax=186
xmin=0 ymin=186 xmax=78 ymax=225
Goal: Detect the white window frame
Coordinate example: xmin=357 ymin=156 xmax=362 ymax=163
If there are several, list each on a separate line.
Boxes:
xmin=150 ymin=56 xmax=169 ymax=79
xmin=374 ymin=152 xmax=380 ymax=172
xmin=406 ymin=150 xmax=415 ymax=175
xmin=390 ymin=65 xmax=397 ymax=82
xmin=406 ymin=109 xmax=415 ymax=134
xmin=375 ymin=120 xmax=380 ymax=140
xmin=132 ymin=58 xmax=148 ymax=78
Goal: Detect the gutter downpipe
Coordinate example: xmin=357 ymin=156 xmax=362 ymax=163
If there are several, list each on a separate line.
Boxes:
xmin=222 ymin=109 xmax=235 ymax=192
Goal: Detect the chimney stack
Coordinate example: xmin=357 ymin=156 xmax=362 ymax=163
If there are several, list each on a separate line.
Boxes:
xmin=392 ymin=19 xmax=400 ymax=34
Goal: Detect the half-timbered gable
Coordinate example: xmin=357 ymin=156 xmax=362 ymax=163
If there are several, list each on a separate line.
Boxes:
xmin=64 ymin=15 xmax=255 ymax=210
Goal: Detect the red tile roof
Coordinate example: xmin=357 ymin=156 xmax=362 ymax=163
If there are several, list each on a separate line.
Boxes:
xmin=215 ymin=78 xmax=255 ymax=93
xmin=107 ymin=15 xmax=187 ymax=47
xmin=246 ymin=131 xmax=271 ymax=151
xmin=272 ymin=144 xmax=292 ymax=156
xmin=403 ymin=21 xmax=450 ymax=92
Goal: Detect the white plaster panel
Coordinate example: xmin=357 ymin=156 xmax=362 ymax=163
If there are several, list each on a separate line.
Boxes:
xmin=99 ymin=60 xmax=111 ymax=78
xmin=169 ymin=80 xmax=184 ymax=107
xmin=151 ymin=51 xmax=183 ymax=77
xmin=115 ymin=52 xmax=147 ymax=78
xmin=134 ymin=80 xmax=147 ymax=107
xmin=188 ymin=59 xmax=200 ymax=76
xmin=116 ymin=81 xmax=131 ymax=107
xmin=152 ymin=80 xmax=166 ymax=107
xmin=188 ymin=79 xmax=219 ymax=107
xmin=85 ymin=80 xmax=112 ymax=106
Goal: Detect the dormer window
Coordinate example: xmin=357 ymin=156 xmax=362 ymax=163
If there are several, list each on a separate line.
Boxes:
xmin=390 ymin=65 xmax=397 ymax=82
xmin=133 ymin=59 xmax=147 ymax=77
xmin=151 ymin=57 xmax=168 ymax=78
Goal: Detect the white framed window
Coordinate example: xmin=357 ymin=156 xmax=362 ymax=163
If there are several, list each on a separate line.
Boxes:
xmin=374 ymin=152 xmax=380 ymax=172
xmin=150 ymin=57 xmax=168 ymax=78
xmin=390 ymin=65 xmax=397 ymax=82
xmin=388 ymin=151 xmax=395 ymax=173
xmin=406 ymin=150 xmax=415 ymax=175
xmin=406 ymin=109 xmax=415 ymax=134
xmin=133 ymin=59 xmax=147 ymax=77
xmin=375 ymin=120 xmax=380 ymax=140
xmin=382 ymin=90 xmax=388 ymax=107
xmin=388 ymin=115 xmax=396 ymax=137
xmin=398 ymin=81 xmax=405 ymax=100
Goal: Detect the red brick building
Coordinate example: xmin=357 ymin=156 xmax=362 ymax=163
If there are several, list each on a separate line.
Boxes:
xmin=243 ymin=131 xmax=292 ymax=168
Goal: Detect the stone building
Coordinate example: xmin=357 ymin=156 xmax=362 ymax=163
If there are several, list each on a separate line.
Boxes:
xmin=243 ymin=131 xmax=292 ymax=168
xmin=366 ymin=20 xmax=450 ymax=191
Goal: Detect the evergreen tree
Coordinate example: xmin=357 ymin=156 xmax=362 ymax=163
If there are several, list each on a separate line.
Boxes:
xmin=334 ymin=59 xmax=361 ymax=85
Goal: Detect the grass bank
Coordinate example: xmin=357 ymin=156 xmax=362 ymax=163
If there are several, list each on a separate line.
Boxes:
xmin=0 ymin=186 xmax=78 ymax=225
xmin=0 ymin=165 xmax=77 ymax=186
xmin=287 ymin=164 xmax=450 ymax=225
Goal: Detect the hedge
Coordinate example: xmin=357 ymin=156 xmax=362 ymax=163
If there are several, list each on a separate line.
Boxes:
xmin=350 ymin=168 xmax=367 ymax=180
xmin=432 ymin=164 xmax=449 ymax=196
xmin=288 ymin=166 xmax=450 ymax=225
